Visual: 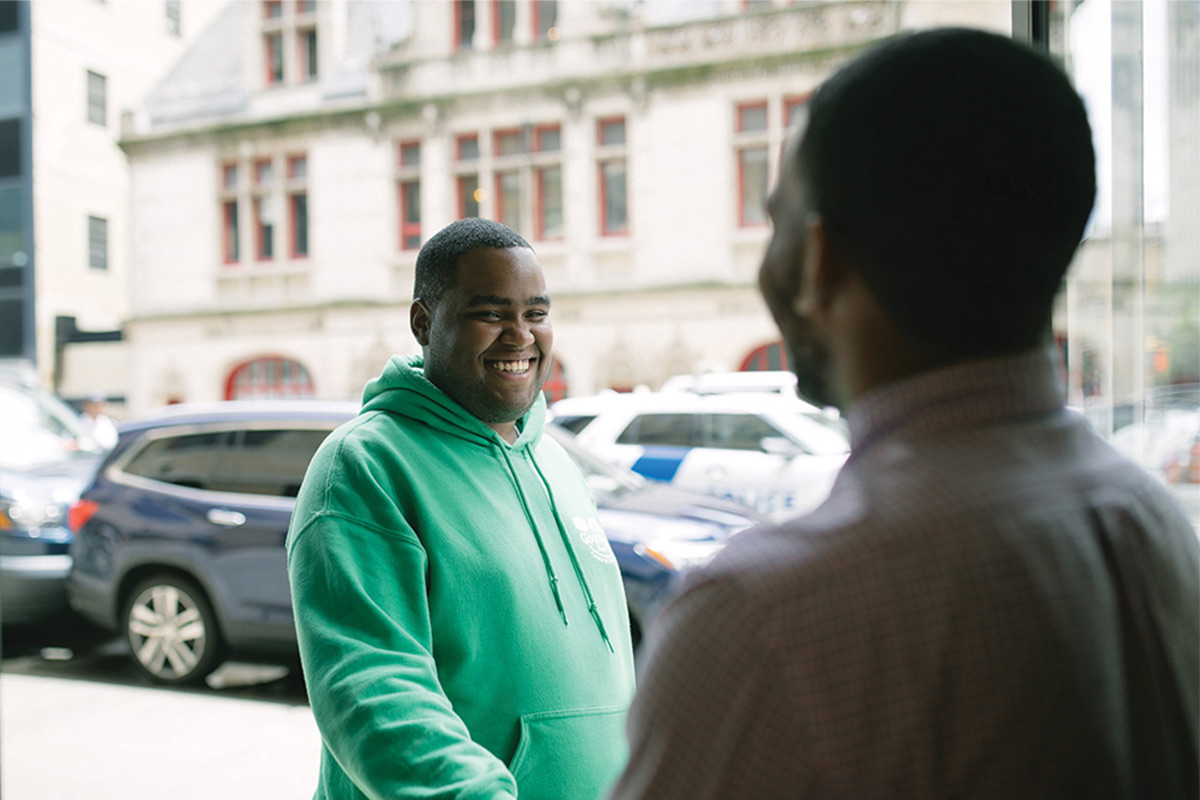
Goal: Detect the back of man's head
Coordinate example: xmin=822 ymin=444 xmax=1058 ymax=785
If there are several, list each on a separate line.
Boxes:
xmin=414 ymin=218 xmax=532 ymax=307
xmin=799 ymin=27 xmax=1096 ymax=359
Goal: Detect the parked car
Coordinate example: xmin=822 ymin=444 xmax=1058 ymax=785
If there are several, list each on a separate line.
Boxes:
xmin=67 ymin=400 xmax=762 ymax=685
xmin=550 ymin=390 xmax=850 ymax=520
xmin=0 ymin=380 xmax=104 ymax=625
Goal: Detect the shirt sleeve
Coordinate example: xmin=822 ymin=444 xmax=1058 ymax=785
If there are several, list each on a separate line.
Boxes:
xmin=288 ymin=499 xmax=517 ymax=799
xmin=607 ymin=574 xmax=811 ymax=800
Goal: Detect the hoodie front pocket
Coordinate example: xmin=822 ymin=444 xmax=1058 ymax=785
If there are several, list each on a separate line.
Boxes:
xmin=507 ymin=704 xmax=629 ymax=800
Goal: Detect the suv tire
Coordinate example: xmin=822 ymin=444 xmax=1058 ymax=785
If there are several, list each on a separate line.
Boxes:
xmin=124 ymin=574 xmax=224 ymax=686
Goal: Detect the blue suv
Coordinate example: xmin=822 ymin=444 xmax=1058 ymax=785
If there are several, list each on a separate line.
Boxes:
xmin=68 ymin=400 xmax=761 ymax=685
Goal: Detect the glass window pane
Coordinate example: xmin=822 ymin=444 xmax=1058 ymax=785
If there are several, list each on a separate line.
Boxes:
xmin=497 ymin=170 xmax=521 ymax=230
xmin=291 ymin=193 xmax=307 ymax=256
xmin=602 ymin=160 xmax=626 ymax=233
xmin=123 ymin=432 xmax=225 ymax=490
xmin=738 ymin=103 xmax=768 ymax=132
xmin=88 ymin=215 xmax=108 ymax=270
xmin=616 ymin=413 xmax=695 ymax=447
xmin=87 ymin=70 xmax=106 ymax=126
xmin=537 ymin=126 xmax=561 ymax=152
xmin=705 ymin=413 xmax=778 ymax=451
xmin=538 ymin=166 xmax=563 ymax=239
xmin=207 ymin=429 xmax=329 ymax=497
xmin=459 ymin=174 xmax=480 ymax=218
xmin=600 ymin=119 xmax=625 ymax=146
xmin=497 ymin=0 xmax=516 ymax=42
xmin=739 ymin=146 xmax=768 ymax=225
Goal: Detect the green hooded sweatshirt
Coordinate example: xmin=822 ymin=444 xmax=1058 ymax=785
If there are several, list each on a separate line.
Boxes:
xmin=287 ymin=355 xmax=636 ymax=800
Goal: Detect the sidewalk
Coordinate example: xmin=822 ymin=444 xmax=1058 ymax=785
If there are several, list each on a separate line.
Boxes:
xmin=1 ymin=673 xmax=321 ymax=799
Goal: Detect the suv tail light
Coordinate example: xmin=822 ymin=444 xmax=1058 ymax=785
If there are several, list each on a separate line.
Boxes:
xmin=68 ymin=499 xmax=100 ymax=533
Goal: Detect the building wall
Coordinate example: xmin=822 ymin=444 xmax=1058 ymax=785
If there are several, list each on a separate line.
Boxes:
xmin=30 ymin=0 xmax=226 ymax=404
xmin=121 ymin=0 xmax=1013 ymax=416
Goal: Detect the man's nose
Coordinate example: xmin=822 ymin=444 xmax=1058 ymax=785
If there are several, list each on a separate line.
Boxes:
xmin=501 ymin=317 xmax=535 ymax=346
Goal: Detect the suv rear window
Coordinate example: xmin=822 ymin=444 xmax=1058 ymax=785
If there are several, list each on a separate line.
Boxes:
xmin=122 ymin=427 xmax=330 ymax=498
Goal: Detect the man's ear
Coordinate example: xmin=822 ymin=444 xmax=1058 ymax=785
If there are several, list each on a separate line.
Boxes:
xmin=410 ymin=300 xmax=432 ymax=346
xmin=792 ymin=215 xmax=849 ymax=318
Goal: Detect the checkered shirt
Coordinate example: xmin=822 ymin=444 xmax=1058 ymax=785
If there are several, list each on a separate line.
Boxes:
xmin=609 ymin=349 xmax=1199 ymax=800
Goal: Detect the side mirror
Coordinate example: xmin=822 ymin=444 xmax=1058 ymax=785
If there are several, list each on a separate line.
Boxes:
xmin=760 ymin=436 xmax=802 ymax=459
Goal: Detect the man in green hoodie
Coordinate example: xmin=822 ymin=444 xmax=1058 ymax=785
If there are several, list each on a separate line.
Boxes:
xmin=287 ymin=218 xmax=637 ymax=800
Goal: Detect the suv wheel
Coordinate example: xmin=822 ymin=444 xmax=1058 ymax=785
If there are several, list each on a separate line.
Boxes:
xmin=124 ymin=575 xmax=223 ymax=686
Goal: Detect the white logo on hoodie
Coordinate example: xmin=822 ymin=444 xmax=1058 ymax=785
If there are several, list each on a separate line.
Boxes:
xmin=573 ymin=516 xmax=616 ymax=564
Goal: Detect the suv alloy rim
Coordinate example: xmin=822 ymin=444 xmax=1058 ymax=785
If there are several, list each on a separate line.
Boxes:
xmin=127 ymin=582 xmax=209 ymax=681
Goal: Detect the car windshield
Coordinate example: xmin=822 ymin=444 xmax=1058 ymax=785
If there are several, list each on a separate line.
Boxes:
xmin=0 ymin=384 xmax=101 ymax=469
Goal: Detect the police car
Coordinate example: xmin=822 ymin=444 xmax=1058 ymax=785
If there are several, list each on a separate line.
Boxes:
xmin=550 ymin=388 xmax=849 ymax=520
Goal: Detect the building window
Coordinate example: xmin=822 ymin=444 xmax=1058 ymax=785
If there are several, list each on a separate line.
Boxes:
xmin=287 ymin=154 xmax=308 ymax=258
xmin=220 ymin=153 xmax=308 ymax=267
xmin=397 ymin=141 xmax=421 ymax=251
xmin=493 ymin=0 xmax=515 ymax=45
xmin=740 ymin=341 xmax=789 ymax=371
xmin=87 ymin=216 xmax=108 ymax=270
xmin=262 ymin=0 xmax=318 ymax=87
xmin=220 ymin=162 xmax=240 ymax=263
xmin=784 ymin=96 xmax=809 ymax=130
xmin=458 ymin=174 xmax=481 ymax=219
xmin=597 ymin=117 xmax=628 ymax=236
xmin=165 ymin=0 xmax=181 ymax=36
xmin=264 ymin=32 xmax=284 ymax=85
xmin=735 ymin=101 xmax=769 ymax=227
xmin=225 ymin=356 xmax=314 ymax=400
xmin=298 ymin=28 xmax=318 ymax=82
xmin=455 ymin=0 xmax=476 ymax=51
xmin=86 ymin=70 xmax=107 ymax=126
xmin=253 ymin=159 xmax=275 ymax=260
xmin=533 ymin=0 xmax=558 ymax=41
xmin=534 ymin=125 xmax=563 ymax=240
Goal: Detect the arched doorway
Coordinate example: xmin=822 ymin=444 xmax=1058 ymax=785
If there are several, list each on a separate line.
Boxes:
xmin=225 ymin=356 xmax=315 ymax=400
xmin=739 ymin=340 xmax=789 ymax=372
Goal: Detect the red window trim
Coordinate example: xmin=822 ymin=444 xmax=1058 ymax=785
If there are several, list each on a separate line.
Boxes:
xmin=225 ymin=355 xmax=315 ymax=400
xmin=286 ymin=153 xmax=306 ymax=180
xmin=398 ymin=140 xmax=420 ymax=169
xmin=453 ymin=0 xmax=472 ymax=52
xmin=531 ymin=0 xmax=557 ymax=41
xmin=398 ymin=180 xmax=421 ymax=251
xmin=456 ymin=133 xmax=479 ymax=161
xmin=596 ymin=116 xmax=625 ymax=147
xmin=264 ymin=33 xmax=282 ymax=86
xmin=783 ymin=93 xmax=811 ymax=127
xmin=493 ymin=127 xmax=523 ymax=157
xmin=253 ymin=157 xmax=274 ymax=188
xmin=534 ymin=123 xmax=560 ymax=153
xmin=735 ymin=100 xmax=768 ymax=133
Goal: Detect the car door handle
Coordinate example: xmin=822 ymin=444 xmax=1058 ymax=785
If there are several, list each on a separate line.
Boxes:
xmin=206 ymin=508 xmax=246 ymax=527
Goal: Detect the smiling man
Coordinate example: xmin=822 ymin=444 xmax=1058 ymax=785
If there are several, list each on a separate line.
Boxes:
xmin=287 ymin=218 xmax=636 ymax=800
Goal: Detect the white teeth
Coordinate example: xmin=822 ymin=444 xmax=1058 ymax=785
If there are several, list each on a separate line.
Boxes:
xmin=490 ymin=360 xmax=530 ymax=373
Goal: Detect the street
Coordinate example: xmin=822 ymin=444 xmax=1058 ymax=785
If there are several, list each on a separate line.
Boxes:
xmin=1 ymin=614 xmax=320 ymax=799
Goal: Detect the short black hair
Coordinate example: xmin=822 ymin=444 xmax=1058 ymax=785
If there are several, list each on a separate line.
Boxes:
xmin=413 ymin=218 xmax=533 ymax=306
xmin=798 ymin=27 xmax=1096 ymax=358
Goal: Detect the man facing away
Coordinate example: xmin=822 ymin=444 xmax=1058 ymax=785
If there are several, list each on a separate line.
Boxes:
xmin=288 ymin=218 xmax=636 ymax=799
xmin=610 ymin=28 xmax=1199 ymax=800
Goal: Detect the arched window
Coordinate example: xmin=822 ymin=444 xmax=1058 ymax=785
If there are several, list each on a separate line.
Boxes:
xmin=225 ymin=356 xmax=315 ymax=400
xmin=542 ymin=357 xmax=568 ymax=404
xmin=739 ymin=341 xmax=789 ymax=372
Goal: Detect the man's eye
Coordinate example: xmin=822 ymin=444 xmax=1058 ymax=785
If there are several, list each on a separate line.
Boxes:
xmin=474 ymin=311 xmax=501 ymax=321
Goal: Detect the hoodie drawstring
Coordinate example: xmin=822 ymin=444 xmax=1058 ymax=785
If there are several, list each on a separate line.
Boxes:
xmin=499 ymin=447 xmax=569 ymax=626
xmin=529 ymin=456 xmax=615 ymax=654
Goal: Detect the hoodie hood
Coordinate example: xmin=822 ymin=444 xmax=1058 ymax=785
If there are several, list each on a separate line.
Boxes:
xmin=361 ymin=354 xmax=546 ymax=451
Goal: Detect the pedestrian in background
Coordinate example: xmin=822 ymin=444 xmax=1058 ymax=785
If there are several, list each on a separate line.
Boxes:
xmin=610 ymin=27 xmax=1199 ymax=800
xmin=79 ymin=391 xmax=118 ymax=450
xmin=288 ymin=218 xmax=636 ymax=799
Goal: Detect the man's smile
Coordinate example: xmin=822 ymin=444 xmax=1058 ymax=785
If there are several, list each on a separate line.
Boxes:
xmin=486 ymin=357 xmax=534 ymax=375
